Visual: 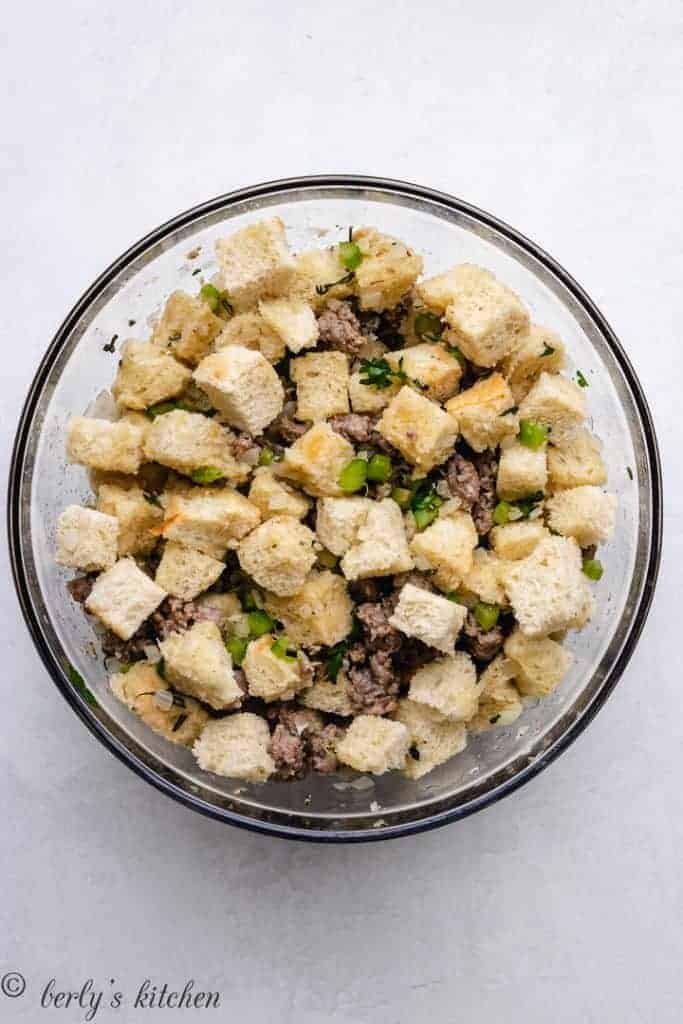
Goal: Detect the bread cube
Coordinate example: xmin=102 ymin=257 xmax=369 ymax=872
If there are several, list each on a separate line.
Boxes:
xmin=352 ymin=227 xmax=423 ymax=311
xmin=162 ymin=487 xmax=261 ymax=559
xmin=348 ymin=369 xmax=399 ymax=413
xmin=110 ymin=662 xmax=209 ymax=748
xmin=545 ymin=486 xmax=616 ymax=547
xmin=389 ymin=583 xmax=467 ymax=654
xmin=112 ymin=341 xmax=191 ymax=411
xmin=496 ymin=438 xmax=547 ymax=501
xmin=340 ymin=499 xmax=414 ymax=581
xmin=291 ymin=350 xmax=349 ymax=421
xmin=409 ymin=511 xmax=477 ymax=592
xmin=417 ymin=268 xmax=472 ymax=314
xmin=408 ymin=652 xmax=478 ymax=722
xmin=85 ymin=557 xmax=166 ymax=639
xmin=97 ymin=483 xmax=163 ymax=556
xmin=215 ymin=217 xmax=295 ymax=312
xmin=445 ymin=372 xmax=518 ymax=452
xmin=335 ymin=715 xmax=411 ymax=775
xmin=547 ymin=429 xmax=607 ymax=490
xmin=155 ymin=542 xmax=224 ymax=601
xmin=56 ymin=505 xmax=119 ymax=572
xmin=315 ymin=496 xmax=372 ymax=556
xmin=376 ymin=386 xmax=458 ymax=473
xmin=386 ymin=343 xmax=462 ymax=402
xmin=502 ymin=536 xmax=591 ymax=637
xmin=237 ymin=515 xmax=317 ymax=596
xmin=248 ymin=466 xmax=311 ymax=521
xmin=300 ymin=670 xmax=355 ymax=717
xmin=294 ymin=247 xmax=354 ymax=310
xmin=468 ymin=656 xmax=523 ymax=732
xmin=460 ymin=547 xmax=508 ymax=605
xmin=159 ymin=620 xmax=243 ymax=709
xmin=393 ymin=699 xmax=467 ymax=779
xmin=143 ymin=409 xmax=249 ymax=483
xmin=195 ymin=591 xmax=242 ymax=628
xmin=278 ymin=422 xmax=354 ymax=497
xmin=490 ymin=520 xmax=549 ymax=561
xmin=67 ymin=417 xmax=145 ymax=475
xmin=501 ymin=324 xmax=566 ymax=402
xmin=259 ymin=297 xmax=319 ymax=354
xmin=193 ymin=346 xmax=284 ymax=435
xmin=214 ymin=311 xmax=286 ymax=364
xmin=193 ymin=713 xmax=275 ymax=782
xmin=242 ymin=634 xmax=308 ymax=702
xmin=152 ymin=290 xmax=223 ymax=365
xmin=263 ymin=570 xmax=353 ymax=647
xmin=504 ymin=629 xmax=572 ymax=697
xmin=518 ymin=371 xmax=586 ymax=445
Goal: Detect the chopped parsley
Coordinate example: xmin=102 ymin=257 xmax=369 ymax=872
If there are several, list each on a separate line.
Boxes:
xmin=67 ymin=665 xmax=97 ymax=707
xmin=172 ymin=713 xmax=188 ymax=733
xmin=338 ymin=240 xmax=363 ymax=271
xmin=575 ymin=369 xmax=589 ymax=388
xmin=359 ymin=356 xmax=425 ymax=392
xmin=541 ymin=344 xmax=555 ymax=357
xmin=326 ymin=642 xmax=347 ymax=682
xmin=143 ymin=492 xmax=162 ymax=507
xmin=315 ymin=271 xmax=355 ymax=296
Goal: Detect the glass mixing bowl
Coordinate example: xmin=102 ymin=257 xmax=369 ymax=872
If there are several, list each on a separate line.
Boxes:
xmin=8 ymin=176 xmax=662 ymax=842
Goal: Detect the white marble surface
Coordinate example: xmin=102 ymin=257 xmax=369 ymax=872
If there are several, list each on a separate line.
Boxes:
xmin=1 ymin=2 xmax=681 ymax=1021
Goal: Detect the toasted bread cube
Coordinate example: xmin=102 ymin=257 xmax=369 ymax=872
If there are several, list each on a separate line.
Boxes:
xmin=389 ymin=583 xmax=466 ymax=654
xmin=440 ymin=265 xmax=529 ymax=367
xmin=56 ymin=505 xmax=119 ymax=572
xmin=300 ymin=670 xmax=355 ymax=717
xmin=504 ymin=629 xmax=572 ymax=697
xmin=501 ymin=324 xmax=566 ymax=402
xmin=341 ymin=499 xmax=413 ymax=581
xmin=155 ymin=542 xmax=224 ymax=601
xmin=468 ymin=656 xmax=523 ymax=732
xmin=335 ymin=715 xmax=411 ymax=775
xmin=215 ymin=217 xmax=295 ymax=312
xmin=496 ymin=438 xmax=548 ymax=501
xmin=152 ymin=290 xmax=223 ymax=365
xmin=97 ymin=483 xmax=163 ymax=556
xmin=193 ymin=346 xmax=284 ymax=435
xmin=408 ymin=652 xmax=478 ymax=722
xmin=352 ymin=227 xmax=423 ymax=311
xmin=291 ymin=350 xmax=349 ymax=421
xmin=376 ymin=387 xmax=458 ymax=473
xmin=67 ymin=417 xmax=145 ymax=475
xmin=490 ymin=520 xmax=549 ymax=561
xmin=393 ymin=699 xmax=467 ymax=779
xmin=294 ymin=247 xmax=354 ymax=310
xmin=386 ymin=343 xmax=462 ymax=402
xmin=278 ymin=422 xmax=354 ymax=497
xmin=195 ymin=591 xmax=242 ymax=628
xmin=263 ymin=570 xmax=353 ymax=648
xmin=248 ymin=466 xmax=311 ymax=521
xmin=518 ymin=371 xmax=586 ymax=445
xmin=445 ymin=372 xmax=518 ymax=452
xmin=143 ymin=409 xmax=249 ymax=483
xmin=503 ymin=536 xmax=591 ymax=637
xmin=417 ymin=268 xmax=468 ymax=314
xmin=545 ymin=486 xmax=616 ymax=547
xmin=112 ymin=341 xmax=192 ymax=411
xmin=348 ymin=369 xmax=399 ymax=413
xmin=242 ymin=634 xmax=308 ymax=702
xmin=110 ymin=662 xmax=209 ymax=747
xmin=213 ymin=311 xmax=286 ymax=364
xmin=409 ymin=511 xmax=477 ymax=592
xmin=162 ymin=487 xmax=261 ymax=559
xmin=160 ymin=620 xmax=242 ymax=709
xmin=315 ymin=496 xmax=372 ymax=556
xmin=259 ymin=297 xmax=319 ymax=354
xmin=193 ymin=713 xmax=274 ymax=782
xmin=547 ymin=429 xmax=608 ymax=490
xmin=460 ymin=547 xmax=508 ymax=605
xmin=237 ymin=515 xmax=317 ymax=596
xmin=85 ymin=557 xmax=166 ymax=639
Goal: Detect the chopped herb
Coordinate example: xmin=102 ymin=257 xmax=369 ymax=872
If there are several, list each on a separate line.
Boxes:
xmin=200 ymin=282 xmax=232 ymax=315
xmin=145 ymin=399 xmax=192 ymax=420
xmin=501 ymin=406 xmax=519 ymax=416
xmin=271 ymin=636 xmax=298 ymax=662
xmin=67 ymin=665 xmax=97 ymax=707
xmin=575 ymin=369 xmax=589 ymax=388
xmin=489 ymin=714 xmax=501 ymax=725
xmin=326 ymin=642 xmax=347 ymax=682
xmin=390 ymin=485 xmax=413 ymax=509
xmin=226 ymin=636 xmax=249 ymax=666
xmin=515 ymin=492 xmax=544 ymax=518
xmin=315 ymin=271 xmax=355 ymax=296
xmin=410 ymin=480 xmax=443 ymax=530
xmin=409 ymin=745 xmax=421 ymax=761
xmin=582 ymin=558 xmax=604 ymax=581
xmin=102 ymin=334 xmax=118 ymax=353
xmin=241 ymin=588 xmax=263 ymax=612
xmin=359 ymin=357 xmax=394 ymax=389
xmin=143 ymin=492 xmax=162 ymax=507
xmin=167 ymin=331 xmax=182 ymax=342
xmin=541 ymin=344 xmax=555 ymax=357
xmin=474 ymin=602 xmax=500 ymax=631
xmin=627 ymin=466 xmax=633 ymax=480
xmin=367 ymin=453 xmax=393 ymax=483
xmin=493 ymin=501 xmax=513 ymax=525
xmin=317 ymin=548 xmax=339 ymax=569
xmin=338 ymin=458 xmax=368 ymax=494
xmin=338 ymin=241 xmax=363 ymax=271
xmin=519 ymin=419 xmax=549 ymax=450
xmin=258 ymin=447 xmax=275 ymax=467
xmin=248 ymin=610 xmax=275 ymax=638
xmin=414 ymin=312 xmax=443 ymax=342
xmin=445 ymin=344 xmax=467 ymax=366
xmin=190 ymin=465 xmax=225 ymax=485
xmin=348 ymin=226 xmax=353 ymax=243
xmin=447 ymin=590 xmax=469 ymax=605
xmin=156 ymin=658 xmax=166 ymax=681
xmin=127 ymin=319 xmax=136 ymax=327
xmin=191 ymin=267 xmax=202 ymax=276
xmin=172 ymin=713 xmax=188 ymax=733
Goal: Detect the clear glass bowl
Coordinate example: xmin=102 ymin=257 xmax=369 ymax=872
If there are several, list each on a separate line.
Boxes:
xmin=8 ymin=176 xmax=662 ymax=842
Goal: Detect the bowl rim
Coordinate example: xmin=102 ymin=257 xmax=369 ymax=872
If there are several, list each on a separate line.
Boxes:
xmin=7 ymin=174 xmax=663 ymax=843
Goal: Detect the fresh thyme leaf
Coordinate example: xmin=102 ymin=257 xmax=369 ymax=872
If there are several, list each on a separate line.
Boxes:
xmin=541 ymin=344 xmax=555 ymax=357
xmin=102 ymin=334 xmax=118 ymax=353
xmin=67 ymin=665 xmax=97 ymax=707
xmin=315 ymin=271 xmax=355 ymax=296
xmin=172 ymin=713 xmax=188 ymax=733
xmin=575 ymin=369 xmax=589 ymax=388
xmin=359 ymin=358 xmax=394 ymax=389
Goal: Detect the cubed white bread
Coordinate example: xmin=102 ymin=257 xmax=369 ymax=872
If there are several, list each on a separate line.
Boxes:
xmin=460 ymin=547 xmax=508 ymax=605
xmin=278 ymin=422 xmax=354 ymax=497
xmin=389 ymin=583 xmax=467 ymax=654
xmin=213 ymin=311 xmax=286 ymax=364
xmin=67 ymin=417 xmax=145 ymax=475
xmin=352 ymin=227 xmax=423 ymax=311
xmin=195 ymin=591 xmax=242 ymax=628
xmin=97 ymin=483 xmax=163 ymax=556
xmin=496 ymin=438 xmax=548 ymax=501
xmin=155 ymin=542 xmax=224 ymax=601
xmin=315 ymin=496 xmax=372 ymax=556
xmin=152 ymin=290 xmax=224 ymax=365
xmin=501 ymin=324 xmax=566 ymax=402
xmin=193 ymin=346 xmax=284 ymax=435
xmin=376 ymin=386 xmax=458 ymax=474
xmin=348 ymin=369 xmax=399 ymax=413
xmin=340 ymin=499 xmax=414 ymax=581
xmin=143 ymin=409 xmax=250 ymax=483
xmin=85 ymin=558 xmax=166 ymax=640
xmin=445 ymin=372 xmax=518 ymax=452
xmin=162 ymin=487 xmax=261 ymax=559
xmin=490 ymin=520 xmax=549 ymax=561
xmin=502 ymin=535 xmax=591 ymax=638
xmin=393 ymin=699 xmax=467 ymax=779
xmin=112 ymin=341 xmax=192 ymax=411
xmin=517 ymin=371 xmax=586 ymax=445
xmin=159 ymin=620 xmax=243 ymax=709
xmin=242 ymin=634 xmax=308 ymax=702
xmin=408 ymin=652 xmax=479 ymax=722
xmin=193 ymin=713 xmax=275 ymax=782
xmin=504 ymin=629 xmax=572 ymax=697
xmin=248 ymin=466 xmax=311 ymax=521
xmin=545 ymin=486 xmax=616 ymax=547
xmin=263 ymin=570 xmax=353 ymax=647
xmin=468 ymin=656 xmax=523 ymax=732
xmin=259 ymin=297 xmax=319 ymax=354
xmin=294 ymin=247 xmax=354 ymax=310
xmin=547 ymin=429 xmax=608 ymax=490
xmin=215 ymin=217 xmax=295 ymax=312
xmin=385 ymin=343 xmax=462 ymax=402
xmin=291 ymin=350 xmax=349 ymax=421
xmin=409 ymin=511 xmax=477 ymax=592
xmin=56 ymin=505 xmax=118 ymax=572
xmin=417 ymin=268 xmax=468 ymax=314
xmin=110 ymin=662 xmax=209 ymax=747
xmin=300 ymin=670 xmax=355 ymax=717
xmin=335 ymin=715 xmax=411 ymax=775
xmin=237 ymin=515 xmax=317 ymax=596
